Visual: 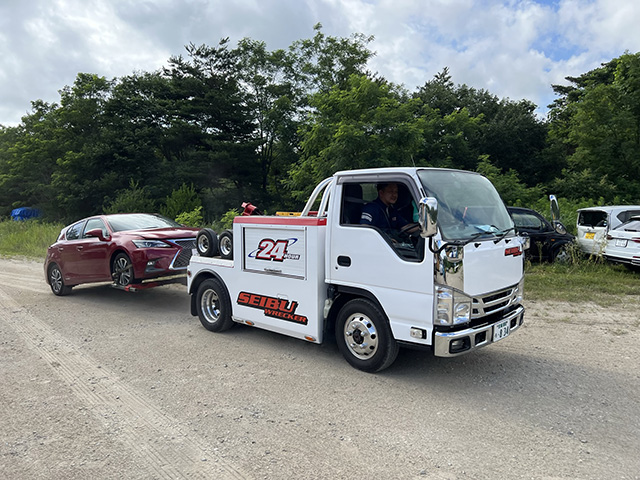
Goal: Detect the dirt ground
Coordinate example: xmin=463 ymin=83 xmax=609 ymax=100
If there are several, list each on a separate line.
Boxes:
xmin=1 ymin=257 xmax=639 ymax=480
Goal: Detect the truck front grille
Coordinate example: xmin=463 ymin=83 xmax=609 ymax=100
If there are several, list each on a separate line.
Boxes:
xmin=472 ymin=285 xmax=519 ymax=318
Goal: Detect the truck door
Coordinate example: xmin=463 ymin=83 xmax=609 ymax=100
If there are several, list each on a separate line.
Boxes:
xmin=327 ymin=175 xmax=435 ymax=344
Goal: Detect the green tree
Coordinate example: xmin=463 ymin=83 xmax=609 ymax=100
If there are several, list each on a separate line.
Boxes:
xmin=0 ymin=102 xmax=63 ymax=218
xmin=290 ymin=74 xmax=427 ymax=199
xmin=415 ymin=69 xmax=551 ymax=184
xmin=548 ymin=52 xmax=640 ymax=202
xmin=161 ymin=183 xmax=202 ymax=220
xmin=476 ymin=156 xmax=542 ymax=206
xmin=104 ymin=179 xmax=156 ymax=213
xmin=160 ymin=41 xmax=260 ymax=205
xmin=233 ymin=25 xmax=375 ymax=209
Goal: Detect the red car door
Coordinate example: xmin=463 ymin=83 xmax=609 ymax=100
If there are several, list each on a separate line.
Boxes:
xmin=73 ymin=218 xmax=112 ymax=282
xmin=56 ymin=220 xmax=86 ymax=282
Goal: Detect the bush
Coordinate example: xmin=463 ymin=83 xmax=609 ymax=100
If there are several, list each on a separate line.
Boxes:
xmin=162 ymin=184 xmax=202 ymax=220
xmin=175 ymin=206 xmax=204 ymax=227
xmin=104 ymin=180 xmax=156 ymax=214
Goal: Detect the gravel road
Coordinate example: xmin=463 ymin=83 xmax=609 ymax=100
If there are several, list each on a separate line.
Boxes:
xmin=1 ymin=257 xmax=639 ymax=479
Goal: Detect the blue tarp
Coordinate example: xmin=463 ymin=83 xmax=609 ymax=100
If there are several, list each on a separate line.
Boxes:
xmin=11 ymin=207 xmax=41 ymax=221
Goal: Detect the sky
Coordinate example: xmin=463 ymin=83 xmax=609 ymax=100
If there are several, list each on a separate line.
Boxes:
xmin=1 ymin=0 xmax=639 ymax=127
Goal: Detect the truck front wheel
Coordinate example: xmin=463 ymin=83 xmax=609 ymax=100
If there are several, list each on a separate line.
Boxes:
xmin=196 ymin=278 xmax=234 ymax=332
xmin=335 ymin=299 xmax=399 ymax=372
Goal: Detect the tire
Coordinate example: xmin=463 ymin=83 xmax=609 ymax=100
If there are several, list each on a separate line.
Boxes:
xmin=551 ymin=244 xmax=571 ymax=263
xmin=218 ymin=230 xmax=234 ymax=260
xmin=48 ymin=263 xmax=72 ymax=296
xmin=196 ymin=228 xmax=218 ymax=257
xmin=196 ymin=278 xmax=234 ymax=332
xmin=112 ymin=253 xmax=134 ymax=287
xmin=335 ymin=298 xmax=399 ymax=372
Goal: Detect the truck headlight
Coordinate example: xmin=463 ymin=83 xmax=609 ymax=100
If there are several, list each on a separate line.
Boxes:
xmin=514 ymin=277 xmax=525 ymax=305
xmin=436 ymin=286 xmax=472 ymax=326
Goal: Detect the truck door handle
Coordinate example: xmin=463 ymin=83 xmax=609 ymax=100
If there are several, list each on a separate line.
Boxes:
xmin=337 ymin=256 xmax=351 ymax=267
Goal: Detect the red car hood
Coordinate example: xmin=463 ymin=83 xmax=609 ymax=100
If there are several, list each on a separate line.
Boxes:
xmin=125 ymin=228 xmax=199 ymax=240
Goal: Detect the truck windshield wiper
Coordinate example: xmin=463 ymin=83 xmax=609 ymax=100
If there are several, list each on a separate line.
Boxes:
xmin=493 ymin=227 xmax=515 ymax=243
xmin=434 ymin=231 xmax=486 ymax=254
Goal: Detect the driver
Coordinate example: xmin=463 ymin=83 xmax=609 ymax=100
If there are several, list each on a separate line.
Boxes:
xmin=360 ymin=183 xmax=419 ymax=236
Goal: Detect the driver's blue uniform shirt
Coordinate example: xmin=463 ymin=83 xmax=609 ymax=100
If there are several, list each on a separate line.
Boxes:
xmin=360 ymin=197 xmax=408 ymax=230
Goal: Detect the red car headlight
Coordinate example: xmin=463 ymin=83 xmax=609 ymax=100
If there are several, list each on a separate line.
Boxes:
xmin=132 ymin=240 xmax=171 ymax=248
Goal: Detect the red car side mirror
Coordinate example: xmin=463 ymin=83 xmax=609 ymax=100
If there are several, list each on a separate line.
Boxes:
xmin=85 ymin=228 xmax=109 ymax=242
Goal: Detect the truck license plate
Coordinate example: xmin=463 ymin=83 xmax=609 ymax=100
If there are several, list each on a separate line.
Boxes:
xmin=493 ymin=320 xmax=510 ymax=342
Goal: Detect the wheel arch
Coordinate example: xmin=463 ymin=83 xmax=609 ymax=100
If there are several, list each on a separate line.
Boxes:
xmin=325 ymin=285 xmax=390 ymax=338
xmin=189 ymin=270 xmax=232 ymax=317
xmin=45 ymin=261 xmax=57 ymax=286
xmin=109 ymin=248 xmax=130 ymax=268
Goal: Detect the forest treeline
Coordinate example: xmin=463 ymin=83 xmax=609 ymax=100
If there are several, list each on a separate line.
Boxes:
xmin=1 ymin=24 xmax=639 ymax=225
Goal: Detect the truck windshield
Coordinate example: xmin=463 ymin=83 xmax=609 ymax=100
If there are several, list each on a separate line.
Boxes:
xmin=418 ymin=169 xmax=513 ymax=242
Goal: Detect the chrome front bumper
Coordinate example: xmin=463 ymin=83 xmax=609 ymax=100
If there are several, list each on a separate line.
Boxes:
xmin=433 ymin=305 xmax=525 ymax=357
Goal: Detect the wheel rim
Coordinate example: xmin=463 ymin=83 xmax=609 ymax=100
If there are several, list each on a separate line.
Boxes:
xmin=555 ymin=248 xmax=569 ymax=262
xmin=197 ymin=235 xmax=209 ymax=254
xmin=343 ymin=312 xmax=379 ymax=359
xmin=50 ymin=267 xmax=63 ymax=294
xmin=220 ymin=236 xmax=232 ymax=257
xmin=113 ymin=256 xmax=132 ymax=286
xmin=201 ymin=288 xmax=221 ymax=323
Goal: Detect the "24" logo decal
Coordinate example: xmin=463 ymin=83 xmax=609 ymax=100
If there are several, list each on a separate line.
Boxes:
xmin=251 ymin=238 xmax=300 ymax=262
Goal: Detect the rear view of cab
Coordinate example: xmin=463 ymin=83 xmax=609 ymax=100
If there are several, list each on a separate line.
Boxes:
xmin=577 ymin=206 xmax=640 ymax=255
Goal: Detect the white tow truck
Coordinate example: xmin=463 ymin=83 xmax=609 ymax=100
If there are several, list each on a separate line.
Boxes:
xmin=187 ymin=167 xmax=526 ymax=372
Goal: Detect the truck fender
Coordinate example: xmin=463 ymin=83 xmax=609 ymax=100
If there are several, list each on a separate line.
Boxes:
xmin=325 ymin=285 xmax=390 ymax=337
xmin=189 ymin=271 xmax=230 ymax=317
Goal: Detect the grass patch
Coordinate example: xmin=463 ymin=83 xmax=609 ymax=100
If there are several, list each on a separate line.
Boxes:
xmin=524 ymin=260 xmax=640 ymax=306
xmin=1 ymin=220 xmax=638 ymax=307
xmin=0 ymin=220 xmax=63 ymax=259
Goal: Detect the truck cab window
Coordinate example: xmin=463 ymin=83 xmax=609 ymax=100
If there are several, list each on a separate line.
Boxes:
xmin=342 ymin=181 xmax=421 ymax=261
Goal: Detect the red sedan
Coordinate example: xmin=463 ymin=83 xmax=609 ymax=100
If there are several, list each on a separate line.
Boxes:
xmin=45 ymin=213 xmax=199 ymax=296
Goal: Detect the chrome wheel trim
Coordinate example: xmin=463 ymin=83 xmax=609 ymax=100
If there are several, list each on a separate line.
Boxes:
xmin=219 ymin=236 xmax=232 ymax=257
xmin=113 ymin=256 xmax=132 ymax=286
xmin=343 ymin=313 xmax=379 ymax=359
xmin=197 ymin=235 xmax=209 ymax=254
xmin=201 ymin=288 xmax=221 ymax=324
xmin=50 ymin=267 xmax=63 ymax=294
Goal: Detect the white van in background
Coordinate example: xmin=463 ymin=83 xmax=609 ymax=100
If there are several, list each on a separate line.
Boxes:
xmin=576 ymin=206 xmax=640 ymax=255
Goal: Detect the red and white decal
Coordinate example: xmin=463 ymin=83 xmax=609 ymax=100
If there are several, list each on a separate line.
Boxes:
xmin=250 ymin=238 xmax=300 ymax=262
xmin=504 ymin=246 xmax=523 ymax=257
xmin=237 ymin=291 xmax=308 ymax=325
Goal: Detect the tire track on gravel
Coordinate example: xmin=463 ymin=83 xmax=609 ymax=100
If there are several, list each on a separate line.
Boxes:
xmin=0 ymin=287 xmax=251 ymax=480
xmin=0 ymin=270 xmax=48 ymax=294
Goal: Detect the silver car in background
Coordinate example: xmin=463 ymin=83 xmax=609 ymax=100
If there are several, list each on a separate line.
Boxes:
xmin=576 ymin=205 xmax=640 ymax=255
xmin=604 ymin=215 xmax=640 ymax=270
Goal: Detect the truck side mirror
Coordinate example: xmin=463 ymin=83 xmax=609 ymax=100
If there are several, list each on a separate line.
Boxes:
xmin=418 ymin=197 xmax=438 ymax=237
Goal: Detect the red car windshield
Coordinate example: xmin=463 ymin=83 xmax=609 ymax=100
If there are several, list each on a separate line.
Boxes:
xmin=106 ymin=214 xmax=182 ymax=233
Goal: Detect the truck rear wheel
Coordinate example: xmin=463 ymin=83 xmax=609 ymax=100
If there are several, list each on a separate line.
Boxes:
xmin=196 ymin=278 xmax=234 ymax=332
xmin=196 ymin=228 xmax=218 ymax=257
xmin=335 ymin=298 xmax=399 ymax=372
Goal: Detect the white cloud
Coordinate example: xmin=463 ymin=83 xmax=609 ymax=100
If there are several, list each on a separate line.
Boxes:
xmin=1 ymin=0 xmax=640 ymax=125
